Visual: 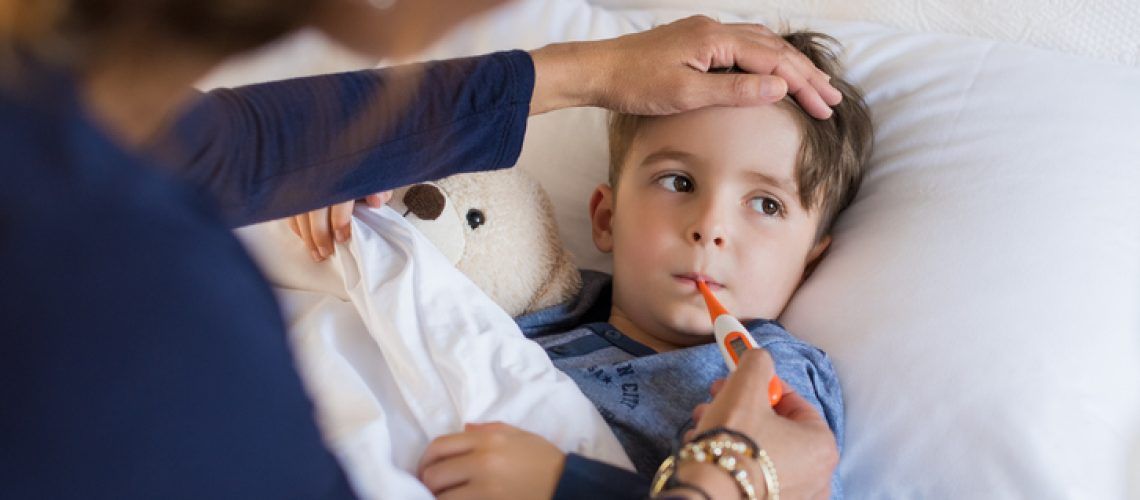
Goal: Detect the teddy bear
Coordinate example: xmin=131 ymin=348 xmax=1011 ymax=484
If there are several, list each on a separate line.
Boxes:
xmin=386 ymin=168 xmax=582 ymax=317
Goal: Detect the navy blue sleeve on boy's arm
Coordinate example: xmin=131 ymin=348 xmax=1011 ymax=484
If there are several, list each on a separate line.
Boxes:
xmin=554 ymin=454 xmax=648 ymax=500
xmin=155 ymin=50 xmax=534 ymax=227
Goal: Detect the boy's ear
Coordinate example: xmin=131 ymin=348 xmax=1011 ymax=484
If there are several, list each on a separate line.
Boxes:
xmin=802 ymin=234 xmax=831 ymax=282
xmin=589 ymin=184 xmax=615 ymax=253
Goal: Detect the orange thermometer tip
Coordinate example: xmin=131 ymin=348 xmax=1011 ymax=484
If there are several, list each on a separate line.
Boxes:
xmin=695 ymin=279 xmax=729 ymax=323
xmin=698 ymin=279 xmax=785 ymax=408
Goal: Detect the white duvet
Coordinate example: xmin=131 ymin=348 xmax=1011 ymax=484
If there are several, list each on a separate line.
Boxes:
xmin=235 ymin=207 xmax=632 ymax=499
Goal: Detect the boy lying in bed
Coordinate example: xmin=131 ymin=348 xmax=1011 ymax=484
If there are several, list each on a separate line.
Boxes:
xmin=290 ymin=30 xmax=871 ymax=499
xmin=412 ymin=31 xmax=873 ymax=499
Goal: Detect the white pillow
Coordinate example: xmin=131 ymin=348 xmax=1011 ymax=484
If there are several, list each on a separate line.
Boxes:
xmin=589 ymin=0 xmax=1140 ymax=67
xmin=414 ymin=1 xmax=1140 ymax=497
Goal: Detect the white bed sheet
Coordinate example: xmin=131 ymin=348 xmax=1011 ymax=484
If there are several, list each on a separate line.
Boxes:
xmin=235 ymin=209 xmax=632 ymax=499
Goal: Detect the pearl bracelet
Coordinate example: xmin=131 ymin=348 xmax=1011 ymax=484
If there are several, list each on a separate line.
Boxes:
xmin=650 ymin=432 xmax=780 ymax=500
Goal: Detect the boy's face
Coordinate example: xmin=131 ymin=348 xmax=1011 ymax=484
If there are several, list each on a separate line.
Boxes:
xmin=591 ymin=105 xmax=830 ymax=349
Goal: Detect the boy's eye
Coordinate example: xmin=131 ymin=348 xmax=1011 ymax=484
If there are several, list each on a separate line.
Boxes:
xmin=749 ymin=196 xmax=783 ymax=216
xmin=658 ymin=174 xmax=694 ymax=193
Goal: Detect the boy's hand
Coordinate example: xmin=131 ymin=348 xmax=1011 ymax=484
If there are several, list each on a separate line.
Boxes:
xmin=287 ymin=191 xmax=393 ymax=262
xmin=417 ymin=422 xmax=565 ymax=500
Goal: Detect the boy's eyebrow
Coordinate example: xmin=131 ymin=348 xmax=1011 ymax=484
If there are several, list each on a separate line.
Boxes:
xmin=641 ymin=148 xmax=797 ymax=194
xmin=639 ymin=148 xmax=701 ymax=167
xmin=747 ymin=170 xmax=798 ymax=196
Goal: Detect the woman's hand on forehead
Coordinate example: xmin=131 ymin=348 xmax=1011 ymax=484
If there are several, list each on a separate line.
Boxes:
xmin=531 ymin=16 xmax=841 ymax=119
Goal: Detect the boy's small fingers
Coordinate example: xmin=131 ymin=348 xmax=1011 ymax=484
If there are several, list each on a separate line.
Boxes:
xmin=417 ymin=433 xmax=476 ymax=478
xmin=419 ymin=457 xmax=475 ymax=496
xmin=464 ymin=421 xmax=497 ymax=432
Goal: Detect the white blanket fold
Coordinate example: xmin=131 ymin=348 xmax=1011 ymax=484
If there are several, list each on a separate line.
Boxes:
xmin=237 ymin=206 xmax=632 ymax=499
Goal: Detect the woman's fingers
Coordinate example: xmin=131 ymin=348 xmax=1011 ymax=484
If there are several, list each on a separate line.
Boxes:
xmin=734 ymin=39 xmax=833 ymax=118
xmin=287 ymin=216 xmax=302 ymax=238
xmin=306 ymin=208 xmax=335 ymax=259
xmin=365 ymin=190 xmax=395 ymax=208
xmin=693 ymin=348 xmax=777 ymax=434
xmin=708 ymin=378 xmax=726 ymax=397
xmin=677 ymin=17 xmax=840 ymax=118
xmin=773 ymin=388 xmax=830 ymax=427
xmin=691 ymin=402 xmax=710 ymax=428
xmin=726 ymin=23 xmax=843 ymax=107
xmin=286 ymin=191 xmax=396 ymax=261
xmin=330 ymin=200 xmax=355 ymax=243
xmin=295 ymin=212 xmax=321 ymax=262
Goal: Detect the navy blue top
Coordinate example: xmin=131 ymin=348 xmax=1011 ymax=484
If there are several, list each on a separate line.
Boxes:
xmin=0 ymin=51 xmax=532 ymax=499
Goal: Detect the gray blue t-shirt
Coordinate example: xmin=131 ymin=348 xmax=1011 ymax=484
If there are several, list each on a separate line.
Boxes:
xmin=517 ymin=271 xmax=844 ymax=497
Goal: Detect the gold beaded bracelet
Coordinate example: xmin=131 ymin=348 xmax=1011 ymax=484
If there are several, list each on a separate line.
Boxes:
xmin=650 ymin=435 xmax=778 ymax=500
xmin=753 ymin=448 xmax=780 ymax=500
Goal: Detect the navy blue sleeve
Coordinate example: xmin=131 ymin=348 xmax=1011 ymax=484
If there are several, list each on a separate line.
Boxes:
xmin=2 ymin=80 xmax=360 ymax=497
xmin=154 ymin=50 xmax=533 ymax=227
xmin=554 ymin=454 xmax=648 ymax=500
xmin=1 ymin=50 xmax=536 ymax=499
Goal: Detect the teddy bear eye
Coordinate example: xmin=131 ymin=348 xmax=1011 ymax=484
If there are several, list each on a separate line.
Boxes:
xmin=466 ymin=209 xmax=485 ymax=230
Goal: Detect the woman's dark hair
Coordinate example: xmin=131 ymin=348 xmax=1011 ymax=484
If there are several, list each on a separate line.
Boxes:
xmin=1 ymin=0 xmax=318 ymax=67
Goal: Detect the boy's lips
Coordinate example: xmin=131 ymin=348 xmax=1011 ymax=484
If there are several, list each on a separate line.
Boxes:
xmin=674 ymin=273 xmax=723 ymax=290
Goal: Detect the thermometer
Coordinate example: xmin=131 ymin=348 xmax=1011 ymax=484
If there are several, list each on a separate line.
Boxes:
xmin=696 ymin=279 xmax=784 ymax=407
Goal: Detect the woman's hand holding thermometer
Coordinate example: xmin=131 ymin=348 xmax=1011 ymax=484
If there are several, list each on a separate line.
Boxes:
xmin=696 ymin=279 xmax=784 ymax=407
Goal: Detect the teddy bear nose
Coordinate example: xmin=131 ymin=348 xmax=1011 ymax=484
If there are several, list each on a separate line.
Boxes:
xmin=403 ymin=184 xmax=446 ymax=220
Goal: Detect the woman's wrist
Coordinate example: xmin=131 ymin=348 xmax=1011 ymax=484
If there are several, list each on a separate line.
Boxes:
xmin=670 ymin=460 xmax=768 ymax=499
xmin=528 ymin=41 xmax=608 ymax=115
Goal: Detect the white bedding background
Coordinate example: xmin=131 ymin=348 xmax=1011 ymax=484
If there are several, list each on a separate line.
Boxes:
xmin=235 ymin=210 xmax=631 ymax=499
xmin=409 ymin=1 xmax=1140 ymax=497
xmin=590 ymin=0 xmax=1140 ymax=66
xmin=206 ymin=0 xmax=1140 ymax=497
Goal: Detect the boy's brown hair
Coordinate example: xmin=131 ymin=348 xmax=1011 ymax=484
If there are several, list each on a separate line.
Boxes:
xmin=607 ymin=30 xmax=873 ymax=242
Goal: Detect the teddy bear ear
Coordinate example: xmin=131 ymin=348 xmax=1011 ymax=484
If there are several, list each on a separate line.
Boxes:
xmin=524 ymin=245 xmax=582 ymax=313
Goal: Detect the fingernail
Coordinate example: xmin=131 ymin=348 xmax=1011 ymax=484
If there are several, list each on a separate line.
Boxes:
xmin=318 ymin=247 xmax=330 ymax=258
xmin=335 ymin=230 xmax=347 ymax=243
xmin=311 ymin=250 xmax=322 ymax=263
xmin=761 ymin=80 xmax=786 ymax=99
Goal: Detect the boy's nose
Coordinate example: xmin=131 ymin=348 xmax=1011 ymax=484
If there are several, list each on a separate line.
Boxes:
xmin=690 ymin=229 xmax=725 ymax=247
xmin=687 ymin=197 xmax=728 ymax=248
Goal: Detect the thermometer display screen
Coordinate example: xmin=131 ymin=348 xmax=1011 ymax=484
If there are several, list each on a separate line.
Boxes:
xmin=729 ymin=337 xmax=749 ymax=356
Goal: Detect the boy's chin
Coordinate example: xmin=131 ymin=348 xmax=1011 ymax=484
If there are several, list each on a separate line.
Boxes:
xmin=664 ymin=319 xmax=716 ymax=345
